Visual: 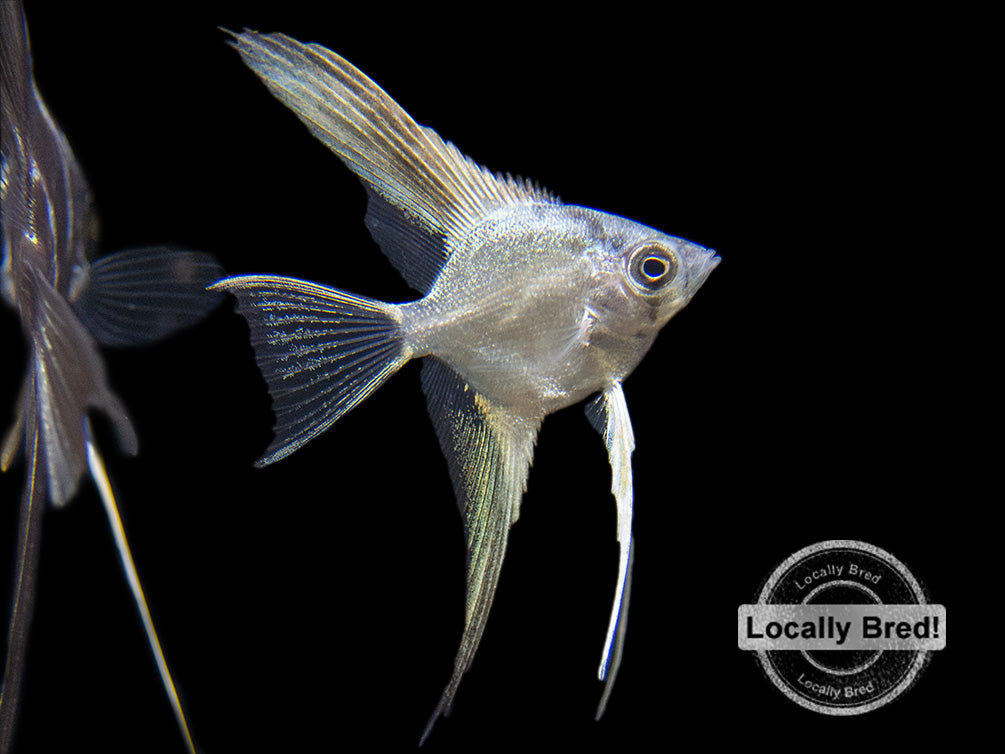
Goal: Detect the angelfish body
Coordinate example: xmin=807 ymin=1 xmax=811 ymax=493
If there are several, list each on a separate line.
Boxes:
xmin=217 ymin=31 xmax=719 ymax=743
xmin=404 ymin=203 xmax=714 ymax=416
xmin=1 ymin=3 xmax=220 ymax=751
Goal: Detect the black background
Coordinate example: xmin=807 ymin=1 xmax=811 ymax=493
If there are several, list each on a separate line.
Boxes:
xmin=1 ymin=2 xmax=980 ymax=752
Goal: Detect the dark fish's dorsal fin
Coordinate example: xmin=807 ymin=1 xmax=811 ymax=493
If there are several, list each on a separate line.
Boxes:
xmin=1 ymin=0 xmax=94 ymax=294
xmin=70 ymin=247 xmax=223 ymax=347
xmin=585 ymin=383 xmax=635 ymax=718
xmin=418 ymin=358 xmax=540 ymax=744
xmin=29 ymin=267 xmax=137 ymax=505
xmin=211 ymin=275 xmax=411 ymax=466
xmin=228 ymin=31 xmax=559 ymax=295
xmin=0 ymin=0 xmax=30 ymax=126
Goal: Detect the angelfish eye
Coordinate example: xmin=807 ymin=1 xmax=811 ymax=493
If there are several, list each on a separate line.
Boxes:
xmin=642 ymin=256 xmax=668 ymax=279
xmin=628 ymin=244 xmax=678 ymax=292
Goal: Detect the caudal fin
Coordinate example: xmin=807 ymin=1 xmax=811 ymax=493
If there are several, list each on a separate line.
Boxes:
xmin=71 ymin=247 xmax=224 ymax=348
xmin=211 ymin=275 xmax=411 ymax=465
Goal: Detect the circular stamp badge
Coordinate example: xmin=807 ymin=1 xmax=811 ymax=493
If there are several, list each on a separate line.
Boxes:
xmin=737 ymin=540 xmax=945 ymax=715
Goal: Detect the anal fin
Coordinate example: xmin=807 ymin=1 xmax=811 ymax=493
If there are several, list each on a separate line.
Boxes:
xmin=418 ymin=358 xmax=539 ymax=745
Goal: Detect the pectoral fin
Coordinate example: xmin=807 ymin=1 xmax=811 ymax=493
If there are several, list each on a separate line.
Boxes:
xmin=585 ymin=382 xmax=635 ymax=718
xmin=418 ymin=358 xmax=539 ymax=744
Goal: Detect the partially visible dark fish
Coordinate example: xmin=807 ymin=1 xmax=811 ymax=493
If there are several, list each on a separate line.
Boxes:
xmin=0 ymin=3 xmax=222 ymax=752
xmin=215 ymin=31 xmax=719 ymax=744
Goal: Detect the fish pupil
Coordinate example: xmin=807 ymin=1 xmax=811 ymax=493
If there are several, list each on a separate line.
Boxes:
xmin=642 ymin=256 xmax=667 ymax=280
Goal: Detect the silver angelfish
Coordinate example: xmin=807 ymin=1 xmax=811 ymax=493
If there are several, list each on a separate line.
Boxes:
xmin=0 ymin=2 xmax=221 ymax=752
xmin=215 ymin=31 xmax=719 ymax=743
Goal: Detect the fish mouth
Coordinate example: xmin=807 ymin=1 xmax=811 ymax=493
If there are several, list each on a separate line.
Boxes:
xmin=686 ymin=245 xmax=720 ymax=293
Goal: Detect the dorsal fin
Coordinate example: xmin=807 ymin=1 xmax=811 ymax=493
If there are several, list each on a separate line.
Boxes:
xmin=228 ymin=30 xmax=558 ymax=294
xmin=362 ymin=185 xmax=447 ymax=295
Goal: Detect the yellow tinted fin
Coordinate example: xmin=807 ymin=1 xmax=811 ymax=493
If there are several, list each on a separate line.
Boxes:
xmin=228 ymin=30 xmax=556 ymax=294
xmin=418 ymin=358 xmax=539 ymax=745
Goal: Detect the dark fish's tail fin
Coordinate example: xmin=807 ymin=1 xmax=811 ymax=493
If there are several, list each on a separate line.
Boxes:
xmin=71 ymin=247 xmax=224 ymax=348
xmin=211 ymin=275 xmax=410 ymax=466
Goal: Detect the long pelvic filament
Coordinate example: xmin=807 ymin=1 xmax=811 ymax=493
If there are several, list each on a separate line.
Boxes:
xmin=84 ymin=423 xmax=196 ymax=754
